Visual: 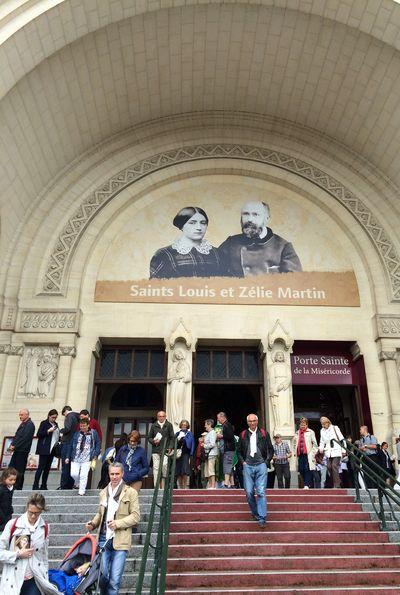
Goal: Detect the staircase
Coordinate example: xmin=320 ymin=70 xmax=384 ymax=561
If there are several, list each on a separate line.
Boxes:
xmin=165 ymin=488 xmax=400 ymax=593
xmin=6 ymin=488 xmax=159 ymax=593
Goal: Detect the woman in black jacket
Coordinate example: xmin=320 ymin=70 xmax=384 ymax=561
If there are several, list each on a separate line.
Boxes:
xmin=0 ymin=467 xmax=17 ymax=531
xmin=33 ymin=409 xmax=60 ymax=490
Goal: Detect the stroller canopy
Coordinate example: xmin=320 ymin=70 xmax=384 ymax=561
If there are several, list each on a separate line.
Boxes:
xmin=60 ymin=534 xmax=97 ymax=575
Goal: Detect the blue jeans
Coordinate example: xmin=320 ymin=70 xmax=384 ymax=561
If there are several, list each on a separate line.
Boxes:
xmin=298 ymin=453 xmax=312 ymax=487
xmin=99 ymin=538 xmax=128 ymax=595
xmin=243 ymin=462 xmax=267 ymax=520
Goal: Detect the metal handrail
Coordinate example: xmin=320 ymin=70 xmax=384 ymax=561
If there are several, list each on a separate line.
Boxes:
xmin=135 ymin=437 xmax=177 ymax=595
xmin=331 ymin=438 xmax=400 ymax=531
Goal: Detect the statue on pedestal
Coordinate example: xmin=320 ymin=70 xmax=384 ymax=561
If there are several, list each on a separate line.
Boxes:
xmin=167 ymin=346 xmax=191 ymax=432
xmin=268 ymin=349 xmax=293 ymax=432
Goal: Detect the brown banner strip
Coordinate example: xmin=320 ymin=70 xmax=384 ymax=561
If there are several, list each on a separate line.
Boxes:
xmin=95 ymin=271 xmax=359 ymax=307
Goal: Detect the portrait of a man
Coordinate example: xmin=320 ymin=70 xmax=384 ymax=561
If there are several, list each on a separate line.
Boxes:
xmin=218 ymin=201 xmax=302 ymax=277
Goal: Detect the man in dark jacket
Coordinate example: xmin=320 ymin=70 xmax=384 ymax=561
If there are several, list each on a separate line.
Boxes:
xmin=9 ymin=409 xmax=35 ymax=489
xmin=237 ymin=413 xmax=273 ymax=527
xmin=218 ymin=201 xmax=302 ymax=277
xmin=148 ymin=410 xmax=174 ymax=488
xmin=216 ymin=412 xmax=236 ymax=488
xmin=59 ymin=405 xmax=79 ymax=489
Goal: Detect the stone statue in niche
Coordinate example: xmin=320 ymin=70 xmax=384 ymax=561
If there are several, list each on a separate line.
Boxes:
xmin=18 ymin=346 xmax=59 ymax=399
xmin=167 ymin=346 xmax=191 ymax=431
xmin=268 ymin=349 xmax=293 ymax=432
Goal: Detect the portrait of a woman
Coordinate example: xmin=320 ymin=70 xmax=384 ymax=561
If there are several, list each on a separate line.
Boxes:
xmin=149 ymin=206 xmax=221 ymax=278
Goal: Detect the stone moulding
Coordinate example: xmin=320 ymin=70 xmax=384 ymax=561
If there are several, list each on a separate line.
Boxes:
xmin=0 ymin=344 xmax=23 ymax=355
xmin=375 ymin=315 xmax=400 ymax=339
xmin=19 ymin=310 xmax=80 ymax=333
xmin=41 ymin=144 xmax=400 ymax=301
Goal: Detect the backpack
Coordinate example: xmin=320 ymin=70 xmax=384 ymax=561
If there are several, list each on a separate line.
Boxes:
xmin=9 ymin=516 xmax=48 ymax=545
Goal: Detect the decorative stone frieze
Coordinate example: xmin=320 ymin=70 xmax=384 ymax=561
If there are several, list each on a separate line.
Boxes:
xmin=374 ymin=315 xmax=400 ymax=339
xmin=41 ymin=144 xmax=400 ymax=301
xmin=20 ymin=310 xmax=80 ymax=333
xmin=0 ymin=344 xmax=23 ymax=355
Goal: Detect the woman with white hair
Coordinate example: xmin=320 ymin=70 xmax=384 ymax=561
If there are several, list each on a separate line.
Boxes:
xmin=318 ymin=417 xmax=345 ymax=488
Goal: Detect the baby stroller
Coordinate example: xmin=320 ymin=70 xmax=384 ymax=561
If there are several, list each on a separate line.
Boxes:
xmin=49 ymin=534 xmax=98 ymax=595
xmin=74 ymin=537 xmax=113 ymax=594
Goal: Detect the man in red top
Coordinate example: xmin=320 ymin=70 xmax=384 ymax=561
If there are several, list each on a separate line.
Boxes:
xmin=79 ymin=409 xmax=103 ymax=442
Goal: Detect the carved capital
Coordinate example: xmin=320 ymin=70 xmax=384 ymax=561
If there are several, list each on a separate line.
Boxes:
xmin=374 ymin=314 xmax=400 ymax=339
xmin=0 ymin=344 xmax=24 ymax=355
xmin=378 ymin=350 xmax=397 ymax=362
xmin=58 ymin=346 xmax=76 ymax=357
xmin=19 ymin=310 xmax=81 ymax=333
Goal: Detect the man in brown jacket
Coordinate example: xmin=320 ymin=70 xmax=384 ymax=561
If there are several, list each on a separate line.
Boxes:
xmin=85 ymin=462 xmax=140 ymax=595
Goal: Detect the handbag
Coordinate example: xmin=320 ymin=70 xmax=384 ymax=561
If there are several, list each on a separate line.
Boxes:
xmin=176 ymin=448 xmax=182 ymax=459
xmin=51 ymin=442 xmax=62 ymax=458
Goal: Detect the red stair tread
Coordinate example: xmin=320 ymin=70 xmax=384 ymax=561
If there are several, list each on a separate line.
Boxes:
xmin=165 ymin=489 xmax=397 ymax=591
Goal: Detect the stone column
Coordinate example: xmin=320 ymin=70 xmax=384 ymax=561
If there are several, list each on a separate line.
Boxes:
xmin=54 ymin=345 xmax=76 ymax=403
xmin=374 ymin=315 xmax=400 ymax=437
xmin=165 ymin=319 xmax=195 ymax=432
xmin=0 ymin=343 xmax=24 ymax=403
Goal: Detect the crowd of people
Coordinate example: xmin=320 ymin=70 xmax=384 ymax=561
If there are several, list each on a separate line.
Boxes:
xmin=1 ymin=406 xmax=399 ymax=594
xmin=3 ymin=406 xmax=400 ymax=497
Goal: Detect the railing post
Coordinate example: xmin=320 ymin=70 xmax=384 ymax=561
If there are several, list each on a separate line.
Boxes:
xmin=378 ymin=486 xmax=387 ymax=530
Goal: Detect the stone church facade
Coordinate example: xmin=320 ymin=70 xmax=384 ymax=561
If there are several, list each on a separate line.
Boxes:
xmin=0 ymin=1 xmax=400 ymax=463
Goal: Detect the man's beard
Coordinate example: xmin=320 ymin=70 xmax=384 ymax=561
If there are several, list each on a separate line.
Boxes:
xmin=241 ymin=221 xmax=263 ymax=239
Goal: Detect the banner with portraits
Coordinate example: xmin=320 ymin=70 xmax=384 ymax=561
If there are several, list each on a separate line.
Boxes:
xmin=95 ymin=176 xmax=360 ymax=307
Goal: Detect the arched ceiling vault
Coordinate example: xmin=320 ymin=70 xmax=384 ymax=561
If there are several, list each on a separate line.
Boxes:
xmin=1 ymin=1 xmax=400 ymax=306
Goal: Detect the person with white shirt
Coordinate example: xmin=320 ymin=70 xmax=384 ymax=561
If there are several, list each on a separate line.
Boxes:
xmin=237 ymin=414 xmax=274 ymax=527
xmin=318 ymin=417 xmax=345 ymax=489
xmin=148 ymin=410 xmax=174 ymax=488
xmin=85 ymin=463 xmax=140 ymax=595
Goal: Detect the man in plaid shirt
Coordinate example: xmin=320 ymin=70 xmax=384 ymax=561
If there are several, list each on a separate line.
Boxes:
xmin=273 ymin=434 xmax=292 ymax=488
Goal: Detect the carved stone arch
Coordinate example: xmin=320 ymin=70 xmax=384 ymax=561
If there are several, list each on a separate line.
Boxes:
xmin=41 ymin=144 xmax=400 ymax=301
xmin=165 ymin=319 xmax=196 ymax=352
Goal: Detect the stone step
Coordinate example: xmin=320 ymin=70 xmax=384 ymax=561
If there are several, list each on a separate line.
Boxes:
xmin=172 ymin=502 xmax=364 ymax=512
xmin=164 ymin=588 xmax=400 ymax=594
xmin=172 ymin=494 xmax=355 ymax=503
xmin=46 ymin=533 xmax=147 ymax=546
xmin=168 ymin=530 xmax=389 ymax=545
xmin=167 ymin=555 xmax=400 ymax=572
xmin=169 ymin=519 xmax=380 ymax=533
xmin=12 ymin=512 xmax=157 ymax=523
xmin=49 ymin=522 xmax=156 ymax=534
xmin=170 ymin=511 xmax=371 ymax=521
xmin=165 ymin=569 xmax=400 ymax=590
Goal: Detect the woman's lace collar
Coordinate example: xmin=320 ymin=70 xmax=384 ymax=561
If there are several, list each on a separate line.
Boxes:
xmin=172 ymin=236 xmax=212 ymax=255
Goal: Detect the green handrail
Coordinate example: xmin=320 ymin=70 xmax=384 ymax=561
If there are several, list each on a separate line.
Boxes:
xmin=331 ymin=438 xmax=400 ymax=531
xmin=135 ymin=437 xmax=177 ymax=595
